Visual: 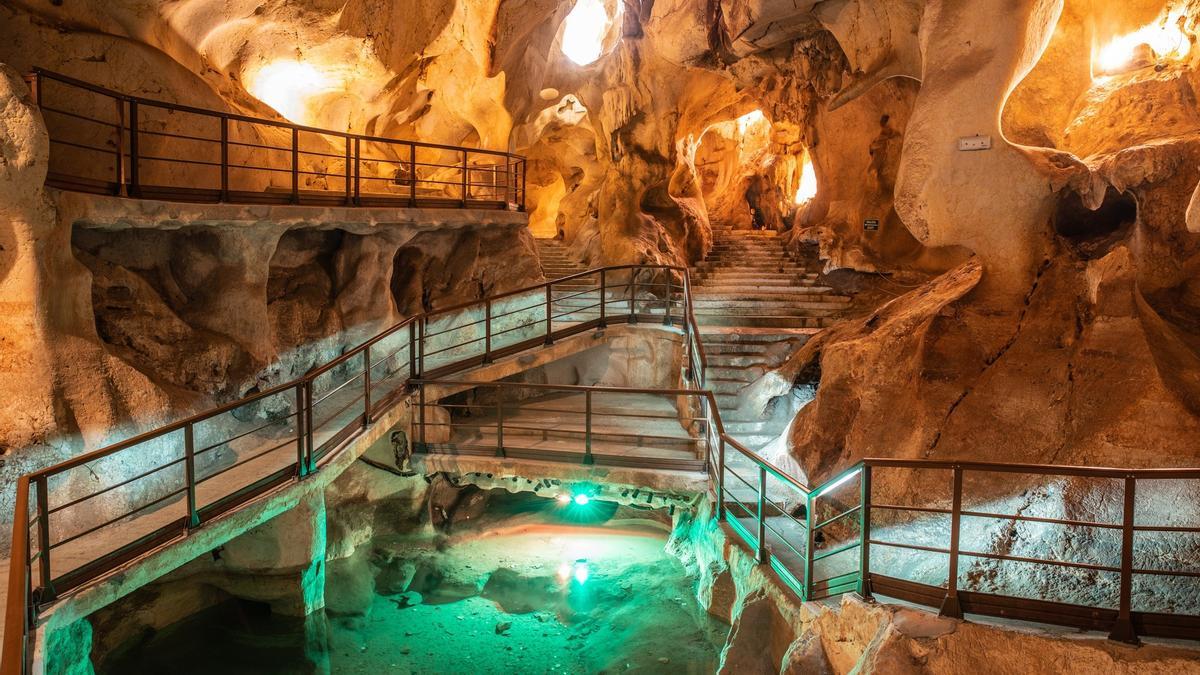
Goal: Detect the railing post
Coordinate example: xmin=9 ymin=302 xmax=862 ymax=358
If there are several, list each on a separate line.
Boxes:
xmin=756 ymin=466 xmax=767 ymax=564
xmin=305 ymin=379 xmax=317 ymax=473
xmin=629 ymin=270 xmax=639 ymax=324
xmin=344 ymin=136 xmax=352 ymax=206
xmin=184 ymin=423 xmax=199 ymax=528
xmin=128 ymin=100 xmax=140 ymax=197
xmin=940 ymin=466 xmax=964 ymax=619
xmin=354 ymin=137 xmax=362 ymax=206
xmin=1110 ymin=475 xmax=1138 ymax=643
xmin=219 ymin=116 xmax=229 ymax=202
xmin=584 ymin=390 xmax=594 ymax=465
xmin=409 ymin=144 xmax=417 ymax=207
xmin=409 ymin=320 xmax=419 ymax=382
xmin=290 ymin=127 xmax=300 ymax=204
xmin=295 ymin=383 xmax=309 ymax=478
xmin=418 ymin=384 xmax=427 ymax=450
xmin=362 ymin=345 xmax=372 ymax=424
xmin=418 ymin=316 xmax=426 ymax=377
xmin=804 ymin=492 xmax=815 ymax=600
xmin=544 ymin=283 xmax=554 ymax=345
xmin=504 ymin=156 xmax=513 ymax=207
xmin=683 ymin=272 xmax=692 ymax=336
xmin=663 ymin=276 xmax=674 ymax=326
xmin=495 ymin=386 xmax=505 ymax=458
xmin=483 ymin=299 xmax=493 ymax=364
xmin=34 ymin=476 xmax=54 ymax=603
xmin=598 ymin=269 xmax=607 ymax=328
xmin=858 ymin=464 xmax=873 ymax=600
xmin=460 ymin=149 xmax=469 ymax=207
xmin=520 ymin=159 xmax=527 ymax=212
xmin=114 ymin=96 xmax=126 ymax=196
xmin=716 ymin=435 xmax=726 ymax=522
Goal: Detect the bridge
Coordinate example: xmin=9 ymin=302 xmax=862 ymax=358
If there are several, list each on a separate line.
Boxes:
xmin=3 ymin=71 xmax=1200 ymax=674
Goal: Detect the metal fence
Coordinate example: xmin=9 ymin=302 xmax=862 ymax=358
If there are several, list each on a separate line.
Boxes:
xmin=4 ymin=263 xmax=1199 ymax=675
xmin=1 ymin=264 xmax=690 ymax=674
xmin=24 ymin=69 xmax=526 ymax=211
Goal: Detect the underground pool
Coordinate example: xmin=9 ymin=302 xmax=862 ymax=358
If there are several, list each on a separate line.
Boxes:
xmin=94 ymin=491 xmax=727 ymax=674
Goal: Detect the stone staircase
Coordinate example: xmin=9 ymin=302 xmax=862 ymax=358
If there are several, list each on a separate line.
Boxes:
xmin=692 ymin=227 xmax=850 ymax=329
xmin=533 ymin=231 xmax=839 ymax=452
xmin=535 ymin=237 xmax=591 ymax=289
xmin=700 ymin=329 xmax=812 ymax=449
xmin=691 ymin=227 xmax=847 ymax=450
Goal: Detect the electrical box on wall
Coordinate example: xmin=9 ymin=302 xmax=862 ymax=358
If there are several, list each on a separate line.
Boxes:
xmin=958 ymin=135 xmax=992 ymax=151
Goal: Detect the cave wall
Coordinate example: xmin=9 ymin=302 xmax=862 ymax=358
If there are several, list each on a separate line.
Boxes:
xmin=1 ymin=0 xmax=1200 ymax=609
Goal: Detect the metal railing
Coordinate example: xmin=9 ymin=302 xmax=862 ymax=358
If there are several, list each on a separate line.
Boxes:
xmin=705 ymin=435 xmax=1200 ymax=644
xmin=412 ymin=380 xmax=710 ymax=472
xmin=0 ymin=264 xmax=689 ymax=674
xmin=4 ymin=262 xmax=1200 ymax=674
xmin=24 ymin=69 xmax=526 ymax=211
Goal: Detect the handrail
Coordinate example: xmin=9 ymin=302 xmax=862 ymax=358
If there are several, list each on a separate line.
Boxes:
xmin=26 ymin=69 xmax=527 ymax=210
xmin=5 ymin=262 xmax=1200 ymax=673
xmin=0 ymin=262 xmax=688 ymax=675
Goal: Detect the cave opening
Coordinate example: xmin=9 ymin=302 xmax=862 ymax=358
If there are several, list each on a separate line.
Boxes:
xmin=561 ymin=0 xmax=621 ymax=66
xmin=1053 ymin=186 xmax=1138 ymax=259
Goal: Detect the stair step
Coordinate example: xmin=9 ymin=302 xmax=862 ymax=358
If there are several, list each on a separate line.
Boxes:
xmin=691 ymin=299 xmax=850 ymax=310
xmin=700 ymin=316 xmax=834 ymax=329
xmin=696 ymin=280 xmax=823 ymax=289
xmin=694 ymin=288 xmax=837 ymax=298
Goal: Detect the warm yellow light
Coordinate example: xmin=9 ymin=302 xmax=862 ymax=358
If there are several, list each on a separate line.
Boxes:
xmin=795 ymin=155 xmax=818 ymax=205
xmin=736 ymin=110 xmax=767 ymax=135
xmin=245 ymin=59 xmax=335 ymax=125
xmin=1095 ymin=7 xmax=1190 ymax=76
xmin=562 ymin=0 xmax=610 ymax=66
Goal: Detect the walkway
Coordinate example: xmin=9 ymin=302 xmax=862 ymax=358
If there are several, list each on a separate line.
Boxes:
xmin=30 ymin=68 xmax=526 ymax=211
xmin=424 ymin=391 xmax=706 ymax=471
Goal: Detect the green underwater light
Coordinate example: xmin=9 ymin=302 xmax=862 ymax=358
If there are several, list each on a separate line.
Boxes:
xmin=551 ymin=483 xmax=616 ymax=523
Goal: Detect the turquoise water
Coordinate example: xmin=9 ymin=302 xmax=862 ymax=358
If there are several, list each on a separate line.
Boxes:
xmin=97 ymin=509 xmax=725 ymax=674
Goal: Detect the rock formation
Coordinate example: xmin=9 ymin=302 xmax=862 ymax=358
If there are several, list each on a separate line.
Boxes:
xmin=3 ymin=0 xmax=1200 ymax=668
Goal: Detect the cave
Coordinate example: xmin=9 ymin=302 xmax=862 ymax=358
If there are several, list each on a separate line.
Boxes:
xmin=1053 ymin=186 xmax=1139 ymax=259
xmin=2 ymin=1 xmax=1200 ymax=673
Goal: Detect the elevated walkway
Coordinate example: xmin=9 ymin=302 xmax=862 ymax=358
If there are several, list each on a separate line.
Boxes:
xmin=27 ymin=69 xmax=526 ymax=213
xmin=2 ymin=267 xmax=1199 ymax=671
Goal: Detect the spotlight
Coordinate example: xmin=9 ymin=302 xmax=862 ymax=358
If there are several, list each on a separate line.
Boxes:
xmin=556 ymin=494 xmax=572 ymax=504
xmin=573 ymin=494 xmax=590 ymax=506
xmin=573 ymin=559 xmax=589 ymax=584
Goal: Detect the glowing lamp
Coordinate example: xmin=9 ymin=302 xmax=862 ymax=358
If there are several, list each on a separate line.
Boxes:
xmin=556 ymin=494 xmax=572 ymax=504
xmin=573 ymin=494 xmax=590 ymax=506
xmin=573 ymin=559 xmax=589 ymax=583
xmin=1094 ymin=8 xmax=1190 ymax=77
